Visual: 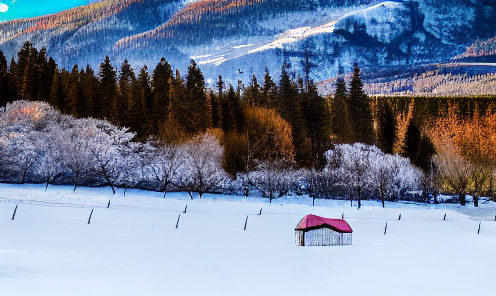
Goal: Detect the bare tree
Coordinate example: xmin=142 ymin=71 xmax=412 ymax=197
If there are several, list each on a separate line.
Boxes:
xmin=144 ymin=142 xmax=184 ymax=197
xmin=433 ymin=144 xmax=473 ymax=206
xmin=251 ymin=159 xmax=294 ymax=203
xmin=178 ymin=133 xmax=226 ymax=199
xmin=58 ymin=123 xmax=95 ymax=192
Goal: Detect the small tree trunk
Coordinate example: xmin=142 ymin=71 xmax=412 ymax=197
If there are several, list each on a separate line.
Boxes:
xmin=381 ymin=188 xmax=385 ymax=208
xmin=188 ymin=191 xmax=194 ymax=200
xmin=459 ymin=192 xmax=466 ymax=206
xmin=433 ymin=190 xmax=438 ymax=204
xmin=21 ymin=168 xmax=28 ymax=184
xmin=73 ymin=171 xmax=79 ymax=192
xmin=474 ymin=193 xmax=479 ymax=207
xmin=45 ymin=177 xmax=50 ymax=191
xmin=357 ymin=187 xmax=361 ymax=209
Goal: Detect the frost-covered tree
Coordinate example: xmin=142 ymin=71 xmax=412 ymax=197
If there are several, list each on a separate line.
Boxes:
xmin=250 ymin=159 xmax=294 ymax=203
xmin=57 ymin=119 xmax=96 ymax=191
xmin=178 ymin=132 xmax=226 ymax=199
xmin=143 ymin=142 xmax=184 ymax=197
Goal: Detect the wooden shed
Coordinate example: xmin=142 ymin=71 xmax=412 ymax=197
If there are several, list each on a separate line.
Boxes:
xmin=295 ymin=214 xmax=353 ymax=246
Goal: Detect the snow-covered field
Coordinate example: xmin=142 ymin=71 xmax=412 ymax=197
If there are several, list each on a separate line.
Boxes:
xmin=1 ymin=184 xmax=495 ymax=296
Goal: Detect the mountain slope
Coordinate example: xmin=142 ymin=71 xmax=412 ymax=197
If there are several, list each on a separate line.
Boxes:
xmin=0 ymin=0 xmax=495 ymax=86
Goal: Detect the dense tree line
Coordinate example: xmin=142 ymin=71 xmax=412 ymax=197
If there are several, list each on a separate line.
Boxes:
xmin=1 ymin=42 xmax=496 ymax=206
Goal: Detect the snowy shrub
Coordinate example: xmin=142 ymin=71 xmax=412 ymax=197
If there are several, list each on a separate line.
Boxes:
xmin=324 ymin=143 xmax=422 ymax=205
xmin=248 ymin=159 xmax=298 ymax=203
xmin=176 ymin=132 xmax=228 ymax=199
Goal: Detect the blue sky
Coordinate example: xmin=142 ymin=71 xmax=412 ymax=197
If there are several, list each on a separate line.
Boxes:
xmin=0 ymin=0 xmax=102 ymax=21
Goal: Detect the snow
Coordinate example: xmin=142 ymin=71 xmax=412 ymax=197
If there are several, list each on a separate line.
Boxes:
xmin=1 ymin=183 xmax=495 ymax=296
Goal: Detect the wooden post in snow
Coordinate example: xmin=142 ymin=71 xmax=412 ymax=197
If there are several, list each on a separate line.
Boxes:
xmin=244 ymin=215 xmax=249 ymax=231
xmin=384 ymin=222 xmax=387 ymax=235
xmin=176 ymin=214 xmax=181 ymax=228
xmin=107 ymin=200 xmax=110 ymax=208
xmin=11 ymin=204 xmax=18 ymax=220
xmin=342 ymin=212 xmax=344 ymax=220
xmin=183 ymin=204 xmax=187 ymax=214
xmin=478 ymin=221 xmax=481 ymax=234
xmin=259 ymin=208 xmax=262 ymax=215
xmin=88 ymin=209 xmax=94 ymax=224
xmin=398 ymin=213 xmax=401 ymax=220
xmin=443 ymin=213 xmax=446 ymax=220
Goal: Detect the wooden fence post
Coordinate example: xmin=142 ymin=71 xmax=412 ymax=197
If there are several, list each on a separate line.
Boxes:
xmin=11 ymin=204 xmax=18 ymax=220
xmin=176 ymin=214 xmax=181 ymax=228
xmin=244 ymin=215 xmax=249 ymax=231
xmin=478 ymin=221 xmax=481 ymax=234
xmin=443 ymin=213 xmax=446 ymax=220
xmin=342 ymin=212 xmax=344 ymax=220
xmin=183 ymin=204 xmax=187 ymax=214
xmin=384 ymin=222 xmax=387 ymax=235
xmin=107 ymin=200 xmax=110 ymax=208
xmin=88 ymin=209 xmax=94 ymax=224
xmin=398 ymin=213 xmax=401 ymax=220
xmin=259 ymin=208 xmax=262 ymax=215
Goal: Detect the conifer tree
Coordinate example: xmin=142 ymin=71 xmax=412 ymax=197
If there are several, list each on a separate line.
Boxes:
xmin=119 ymin=60 xmax=136 ymax=128
xmin=261 ymin=69 xmax=277 ymax=108
xmin=151 ymin=57 xmax=173 ymax=134
xmin=244 ymin=75 xmax=260 ymax=107
xmin=0 ymin=50 xmax=10 ymax=106
xmin=209 ymin=89 xmax=221 ymax=128
xmin=331 ymin=76 xmax=354 ymax=144
xmin=49 ymin=70 xmax=66 ymax=112
xmin=183 ymin=60 xmax=211 ymax=134
xmin=82 ymin=65 xmax=99 ymax=119
xmin=221 ymin=85 xmax=238 ymax=132
xmin=8 ymin=57 xmax=19 ymax=101
xmin=98 ymin=56 xmax=118 ymax=121
xmin=36 ymin=48 xmax=52 ymax=102
xmin=377 ymin=98 xmax=397 ymax=154
xmin=135 ymin=66 xmax=153 ymax=140
xmin=278 ymin=69 xmax=312 ymax=167
xmin=301 ymin=80 xmax=332 ymax=168
xmin=402 ymin=118 xmax=421 ymax=162
xmin=348 ymin=63 xmax=374 ymax=144
xmin=67 ymin=65 xmax=86 ymax=118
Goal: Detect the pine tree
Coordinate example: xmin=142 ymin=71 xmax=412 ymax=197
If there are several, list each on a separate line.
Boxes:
xmin=82 ymin=65 xmax=99 ymax=119
xmin=98 ymin=56 xmax=118 ymax=121
xmin=36 ymin=48 xmax=52 ymax=102
xmin=377 ymin=98 xmax=397 ymax=154
xmin=331 ymin=76 xmax=354 ymax=144
xmin=301 ymin=80 xmax=332 ymax=168
xmin=278 ymin=69 xmax=312 ymax=167
xmin=221 ymin=85 xmax=238 ymax=132
xmin=119 ymin=60 xmax=136 ymax=128
xmin=209 ymin=89 xmax=221 ymax=128
xmin=67 ymin=65 xmax=86 ymax=118
xmin=402 ymin=118 xmax=421 ymax=162
xmin=135 ymin=66 xmax=153 ymax=140
xmin=348 ymin=63 xmax=374 ymax=145
xmin=0 ymin=50 xmax=10 ymax=106
xmin=151 ymin=57 xmax=173 ymax=134
xmin=49 ymin=70 xmax=66 ymax=112
xmin=244 ymin=75 xmax=261 ymax=107
xmin=183 ymin=60 xmax=211 ymax=134
xmin=261 ymin=69 xmax=277 ymax=108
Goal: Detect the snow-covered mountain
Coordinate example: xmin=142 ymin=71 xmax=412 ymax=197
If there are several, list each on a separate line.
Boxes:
xmin=0 ymin=0 xmax=494 ymax=84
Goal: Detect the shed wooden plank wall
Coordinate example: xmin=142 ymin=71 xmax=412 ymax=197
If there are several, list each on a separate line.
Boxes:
xmin=295 ymin=229 xmax=352 ymax=246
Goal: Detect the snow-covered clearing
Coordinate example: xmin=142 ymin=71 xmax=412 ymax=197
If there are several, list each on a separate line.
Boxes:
xmin=1 ymin=184 xmax=495 ymax=296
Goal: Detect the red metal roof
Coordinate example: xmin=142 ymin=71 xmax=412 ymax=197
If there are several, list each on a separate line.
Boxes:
xmin=295 ymin=214 xmax=353 ymax=233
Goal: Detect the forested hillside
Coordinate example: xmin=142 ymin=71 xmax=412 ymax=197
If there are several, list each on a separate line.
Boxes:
xmin=0 ymin=0 xmax=495 ymax=85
